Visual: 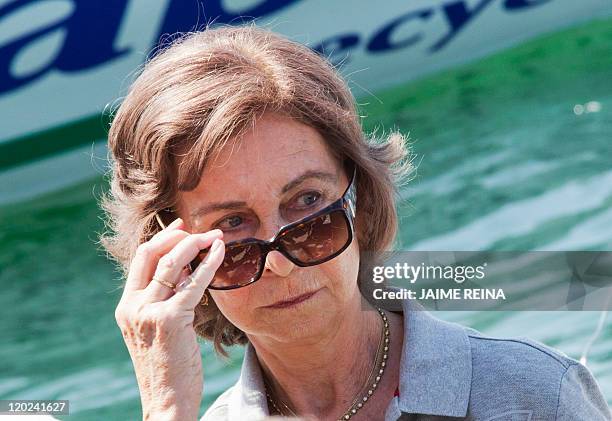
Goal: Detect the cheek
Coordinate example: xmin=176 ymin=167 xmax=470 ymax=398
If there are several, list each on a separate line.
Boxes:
xmin=320 ymin=240 xmax=360 ymax=292
xmin=210 ymin=288 xmax=255 ymax=328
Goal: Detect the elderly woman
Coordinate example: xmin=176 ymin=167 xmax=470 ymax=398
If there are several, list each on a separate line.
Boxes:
xmin=101 ymin=26 xmax=611 ymax=421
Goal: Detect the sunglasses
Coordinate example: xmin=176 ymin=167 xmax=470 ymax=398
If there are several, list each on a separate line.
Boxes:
xmin=155 ymin=168 xmax=357 ymax=290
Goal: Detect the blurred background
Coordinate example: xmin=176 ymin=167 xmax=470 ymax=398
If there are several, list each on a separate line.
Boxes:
xmin=0 ymin=1 xmax=611 ymax=419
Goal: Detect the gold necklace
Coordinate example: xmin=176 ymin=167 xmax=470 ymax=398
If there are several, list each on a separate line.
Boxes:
xmin=264 ymin=307 xmax=390 ymax=420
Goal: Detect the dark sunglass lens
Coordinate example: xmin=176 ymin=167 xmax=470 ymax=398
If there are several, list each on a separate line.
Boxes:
xmin=280 ymin=210 xmax=350 ymax=264
xmin=209 ymin=243 xmax=264 ymax=288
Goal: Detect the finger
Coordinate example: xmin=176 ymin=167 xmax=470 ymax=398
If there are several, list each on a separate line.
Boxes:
xmin=143 ymin=230 xmax=223 ymax=302
xmin=171 ymin=238 xmax=225 ymax=309
xmin=144 ymin=230 xmax=223 ymax=302
xmin=151 ymin=216 xmax=184 ymax=240
xmin=123 ymin=218 xmax=186 ymax=293
xmin=124 ymin=225 xmax=188 ymax=293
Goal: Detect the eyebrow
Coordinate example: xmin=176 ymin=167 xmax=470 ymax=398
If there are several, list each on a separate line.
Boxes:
xmin=189 ymin=170 xmax=338 ymax=219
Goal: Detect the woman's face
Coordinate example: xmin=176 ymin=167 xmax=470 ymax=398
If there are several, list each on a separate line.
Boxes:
xmin=175 ymin=112 xmax=361 ymax=343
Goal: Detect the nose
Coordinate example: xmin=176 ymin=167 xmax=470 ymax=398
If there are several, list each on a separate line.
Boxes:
xmin=259 ymin=220 xmax=295 ymax=278
xmin=264 ymin=250 xmax=295 ymax=277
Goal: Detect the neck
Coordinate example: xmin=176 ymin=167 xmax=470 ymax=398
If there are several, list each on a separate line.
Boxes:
xmin=248 ymin=295 xmax=398 ymax=419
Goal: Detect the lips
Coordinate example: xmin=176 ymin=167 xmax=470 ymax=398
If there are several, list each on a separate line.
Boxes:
xmin=264 ymin=289 xmax=320 ymax=309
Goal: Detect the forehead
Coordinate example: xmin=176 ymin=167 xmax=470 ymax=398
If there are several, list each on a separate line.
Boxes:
xmin=179 ymin=113 xmax=342 ymax=205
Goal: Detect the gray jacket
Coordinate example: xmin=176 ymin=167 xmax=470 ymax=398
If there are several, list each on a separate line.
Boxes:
xmin=202 ymin=298 xmax=611 ymax=420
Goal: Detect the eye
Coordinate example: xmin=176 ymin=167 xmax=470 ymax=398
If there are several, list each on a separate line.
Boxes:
xmin=216 ymin=214 xmax=244 ymax=230
xmin=295 ymin=191 xmax=322 ymax=208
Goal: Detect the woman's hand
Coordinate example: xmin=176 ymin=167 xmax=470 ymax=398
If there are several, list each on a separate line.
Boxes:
xmin=114 ymin=218 xmax=225 ymax=421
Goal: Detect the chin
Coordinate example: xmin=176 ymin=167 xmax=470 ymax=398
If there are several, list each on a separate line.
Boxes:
xmin=280 ymin=312 xmax=331 ymax=343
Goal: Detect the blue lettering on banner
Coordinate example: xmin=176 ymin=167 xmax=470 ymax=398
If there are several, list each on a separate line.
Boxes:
xmin=311 ymin=34 xmax=361 ymax=66
xmin=0 ymin=0 xmax=130 ymax=94
xmin=504 ymin=0 xmax=552 ymax=10
xmin=367 ymin=9 xmax=434 ymax=53
xmin=158 ymin=0 xmax=300 ymax=36
xmin=431 ymin=0 xmax=495 ymax=52
xmin=0 ymin=0 xmax=556 ymax=96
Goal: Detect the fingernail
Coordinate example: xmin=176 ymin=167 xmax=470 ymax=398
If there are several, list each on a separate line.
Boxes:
xmin=203 ymin=239 xmax=223 ymax=265
xmin=211 ymin=238 xmax=223 ymax=253
xmin=168 ymin=218 xmax=183 ymax=229
xmin=176 ymin=276 xmax=193 ymax=290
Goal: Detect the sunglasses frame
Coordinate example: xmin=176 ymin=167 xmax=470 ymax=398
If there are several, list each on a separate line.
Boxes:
xmin=155 ymin=167 xmax=357 ymax=290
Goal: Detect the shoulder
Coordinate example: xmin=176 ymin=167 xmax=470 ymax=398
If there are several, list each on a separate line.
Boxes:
xmin=465 ymin=326 xmax=573 ymax=380
xmin=463 ymin=326 xmax=611 ymax=420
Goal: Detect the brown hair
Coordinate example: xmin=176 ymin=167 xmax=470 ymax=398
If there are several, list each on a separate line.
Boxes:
xmin=98 ymin=24 xmax=414 ymax=357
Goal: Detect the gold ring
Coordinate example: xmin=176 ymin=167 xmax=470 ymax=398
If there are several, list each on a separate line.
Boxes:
xmin=152 ymin=275 xmax=176 ymax=290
